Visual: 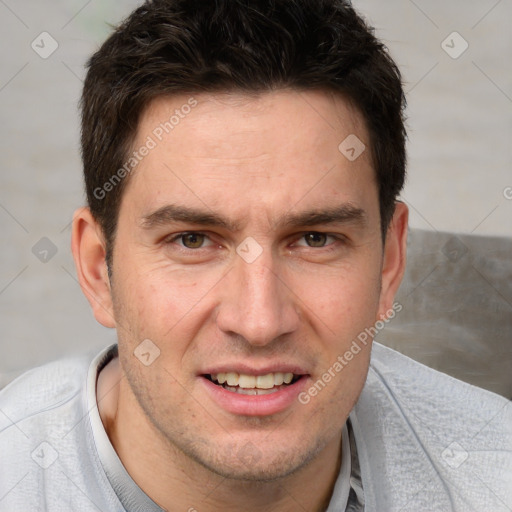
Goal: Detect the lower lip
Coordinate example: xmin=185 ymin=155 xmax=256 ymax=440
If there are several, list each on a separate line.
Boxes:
xmin=200 ymin=376 xmax=309 ymax=416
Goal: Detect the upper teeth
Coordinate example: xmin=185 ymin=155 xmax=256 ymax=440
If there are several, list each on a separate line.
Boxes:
xmin=211 ymin=372 xmax=295 ymax=389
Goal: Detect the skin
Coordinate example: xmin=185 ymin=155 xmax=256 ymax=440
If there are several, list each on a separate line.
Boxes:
xmin=72 ymin=89 xmax=408 ymax=512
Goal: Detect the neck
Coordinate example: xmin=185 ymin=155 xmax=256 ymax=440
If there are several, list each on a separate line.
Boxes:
xmin=97 ymin=358 xmax=342 ymax=512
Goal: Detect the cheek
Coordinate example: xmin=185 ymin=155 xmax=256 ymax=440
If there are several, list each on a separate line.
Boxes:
xmin=112 ymin=259 xmax=225 ymax=345
xmin=296 ymin=261 xmax=381 ymax=337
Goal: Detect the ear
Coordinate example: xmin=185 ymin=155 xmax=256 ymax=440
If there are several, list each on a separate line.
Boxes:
xmin=71 ymin=207 xmax=116 ymax=328
xmin=377 ymin=201 xmax=408 ymax=320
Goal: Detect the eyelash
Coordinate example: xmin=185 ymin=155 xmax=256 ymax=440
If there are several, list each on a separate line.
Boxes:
xmin=166 ymin=232 xmax=215 ymax=250
xmin=164 ymin=231 xmax=345 ymax=251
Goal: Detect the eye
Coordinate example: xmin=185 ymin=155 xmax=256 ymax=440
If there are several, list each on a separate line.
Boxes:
xmin=168 ymin=232 xmax=211 ymax=249
xmin=304 ymin=232 xmax=327 ymax=247
xmin=296 ymin=232 xmax=337 ymax=248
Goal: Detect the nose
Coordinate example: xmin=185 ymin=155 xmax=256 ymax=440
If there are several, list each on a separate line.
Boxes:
xmin=215 ymin=250 xmax=300 ymax=346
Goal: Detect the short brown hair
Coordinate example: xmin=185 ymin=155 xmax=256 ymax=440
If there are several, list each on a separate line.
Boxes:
xmin=80 ymin=0 xmax=407 ymax=264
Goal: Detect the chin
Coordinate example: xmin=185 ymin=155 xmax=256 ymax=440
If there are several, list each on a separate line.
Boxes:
xmin=201 ymin=457 xmax=306 ymax=482
xmin=181 ymin=436 xmax=322 ymax=483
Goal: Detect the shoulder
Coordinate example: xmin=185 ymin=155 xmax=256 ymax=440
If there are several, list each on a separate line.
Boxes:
xmin=352 ymin=342 xmax=512 ymax=512
xmin=366 ymin=342 xmax=509 ymax=419
xmin=0 ymin=353 xmax=91 ymax=422
xmin=0 ymin=353 xmax=91 ymax=469
xmin=0 ymin=347 xmax=122 ymax=511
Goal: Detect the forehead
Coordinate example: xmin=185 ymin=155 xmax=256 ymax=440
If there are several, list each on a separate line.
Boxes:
xmin=122 ymin=89 xmax=377 ymax=226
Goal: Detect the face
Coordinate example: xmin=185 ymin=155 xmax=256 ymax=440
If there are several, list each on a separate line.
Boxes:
xmin=99 ymin=90 xmax=400 ymax=481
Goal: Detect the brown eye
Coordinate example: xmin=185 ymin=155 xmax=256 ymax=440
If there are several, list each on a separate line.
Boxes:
xmin=304 ymin=232 xmax=327 ymax=247
xmin=180 ymin=233 xmax=206 ymax=248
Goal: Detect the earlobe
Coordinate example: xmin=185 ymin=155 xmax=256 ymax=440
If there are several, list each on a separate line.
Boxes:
xmin=71 ymin=207 xmax=116 ymax=328
xmin=377 ymin=201 xmax=408 ymax=320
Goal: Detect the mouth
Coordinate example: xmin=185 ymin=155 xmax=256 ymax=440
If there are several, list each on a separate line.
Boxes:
xmin=203 ymin=372 xmax=303 ymax=395
xmin=200 ymin=365 xmax=310 ymax=416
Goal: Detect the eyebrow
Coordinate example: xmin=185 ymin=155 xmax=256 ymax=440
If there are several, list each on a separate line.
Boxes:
xmin=140 ymin=203 xmax=367 ymax=231
xmin=141 ymin=205 xmax=238 ymax=231
xmin=282 ymin=205 xmax=367 ymax=229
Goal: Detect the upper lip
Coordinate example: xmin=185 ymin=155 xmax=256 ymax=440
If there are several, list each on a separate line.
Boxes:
xmin=200 ymin=363 xmax=309 ymax=376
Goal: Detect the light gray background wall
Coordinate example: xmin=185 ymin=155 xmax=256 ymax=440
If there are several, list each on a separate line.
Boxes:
xmin=1 ymin=1 xmax=511 ymax=382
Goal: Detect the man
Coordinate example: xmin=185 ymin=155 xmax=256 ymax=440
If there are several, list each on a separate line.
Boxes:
xmin=0 ymin=0 xmax=510 ymax=510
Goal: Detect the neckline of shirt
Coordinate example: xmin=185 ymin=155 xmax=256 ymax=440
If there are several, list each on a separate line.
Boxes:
xmin=86 ymin=343 xmax=360 ymax=512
